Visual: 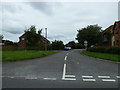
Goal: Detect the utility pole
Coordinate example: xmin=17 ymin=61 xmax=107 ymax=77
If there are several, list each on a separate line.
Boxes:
xmin=45 ymin=28 xmax=47 ymax=51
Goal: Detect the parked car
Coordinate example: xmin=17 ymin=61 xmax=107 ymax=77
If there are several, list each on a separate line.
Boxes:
xmin=64 ymin=47 xmax=71 ymax=50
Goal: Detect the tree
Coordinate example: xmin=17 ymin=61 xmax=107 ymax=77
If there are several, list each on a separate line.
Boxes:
xmin=0 ymin=35 xmax=3 ymax=43
xmin=25 ymin=25 xmax=42 ymax=47
xmin=51 ymin=40 xmax=64 ymax=50
xmin=65 ymin=41 xmax=76 ymax=49
xmin=76 ymin=25 xmax=102 ymax=47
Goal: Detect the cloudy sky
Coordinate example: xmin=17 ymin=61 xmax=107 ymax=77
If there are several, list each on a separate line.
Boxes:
xmin=0 ymin=1 xmax=119 ymax=44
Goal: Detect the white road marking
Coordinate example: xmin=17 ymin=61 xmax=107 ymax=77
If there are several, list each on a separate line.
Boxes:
xmin=77 ymin=62 xmax=79 ymax=64
xmin=64 ymin=56 xmax=67 ymax=61
xmin=83 ymin=79 xmax=96 ymax=82
xmin=9 ymin=76 xmax=14 ymax=78
xmin=102 ymin=79 xmax=116 ymax=82
xmin=66 ymin=53 xmax=69 ymax=55
xmin=116 ymin=76 xmax=120 ymax=78
xmin=82 ymin=76 xmax=93 ymax=78
xmin=25 ymin=76 xmax=37 ymax=80
xmin=62 ymin=64 xmax=66 ymax=80
xmin=63 ymin=78 xmax=76 ymax=80
xmin=43 ymin=78 xmax=56 ymax=80
xmin=65 ymin=75 xmax=75 ymax=78
xmin=98 ymin=76 xmax=110 ymax=78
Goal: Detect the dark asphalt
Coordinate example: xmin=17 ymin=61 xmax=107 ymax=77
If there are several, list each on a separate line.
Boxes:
xmin=2 ymin=49 xmax=120 ymax=88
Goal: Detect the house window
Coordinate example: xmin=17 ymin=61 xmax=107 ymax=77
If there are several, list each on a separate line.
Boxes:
xmin=21 ymin=38 xmax=25 ymax=40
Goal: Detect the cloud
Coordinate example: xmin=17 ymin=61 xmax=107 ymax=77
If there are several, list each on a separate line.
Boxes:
xmin=28 ymin=2 xmax=54 ymax=15
xmin=1 ymin=2 xmax=118 ymax=44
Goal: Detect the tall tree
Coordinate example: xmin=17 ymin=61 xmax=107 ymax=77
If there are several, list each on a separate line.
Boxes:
xmin=76 ymin=25 xmax=102 ymax=47
xmin=0 ymin=35 xmax=3 ymax=43
xmin=51 ymin=40 xmax=64 ymax=50
xmin=25 ymin=25 xmax=42 ymax=47
xmin=66 ymin=41 xmax=76 ymax=49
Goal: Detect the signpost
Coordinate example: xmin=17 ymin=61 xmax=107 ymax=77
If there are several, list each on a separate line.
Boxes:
xmin=84 ymin=40 xmax=88 ymax=50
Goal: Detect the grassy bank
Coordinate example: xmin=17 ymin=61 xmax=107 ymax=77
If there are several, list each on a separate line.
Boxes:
xmin=2 ymin=51 xmax=59 ymax=62
xmin=81 ymin=51 xmax=120 ymax=62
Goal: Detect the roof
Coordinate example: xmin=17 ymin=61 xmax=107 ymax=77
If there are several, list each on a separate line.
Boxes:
xmin=102 ymin=25 xmax=114 ymax=34
xmin=19 ymin=32 xmax=50 ymax=42
xmin=113 ymin=21 xmax=120 ymax=30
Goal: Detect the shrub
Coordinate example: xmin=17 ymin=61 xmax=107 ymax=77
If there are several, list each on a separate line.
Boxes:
xmin=105 ymin=47 xmax=120 ymax=55
xmin=87 ymin=46 xmax=106 ymax=53
xmin=87 ymin=46 xmax=120 ymax=55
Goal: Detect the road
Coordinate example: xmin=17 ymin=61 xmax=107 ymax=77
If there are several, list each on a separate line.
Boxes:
xmin=2 ymin=49 xmax=120 ymax=88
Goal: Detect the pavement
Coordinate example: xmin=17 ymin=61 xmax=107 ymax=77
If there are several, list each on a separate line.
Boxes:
xmin=2 ymin=49 xmax=120 ymax=88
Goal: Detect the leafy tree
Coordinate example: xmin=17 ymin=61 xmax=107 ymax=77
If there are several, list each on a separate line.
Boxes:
xmin=65 ymin=41 xmax=76 ymax=49
xmin=25 ymin=25 xmax=42 ymax=47
xmin=51 ymin=40 xmax=64 ymax=50
xmin=76 ymin=25 xmax=102 ymax=47
xmin=0 ymin=35 xmax=3 ymax=43
xmin=75 ymin=43 xmax=84 ymax=49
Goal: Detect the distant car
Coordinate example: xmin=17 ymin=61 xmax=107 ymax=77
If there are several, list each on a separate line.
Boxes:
xmin=64 ymin=47 xmax=72 ymax=50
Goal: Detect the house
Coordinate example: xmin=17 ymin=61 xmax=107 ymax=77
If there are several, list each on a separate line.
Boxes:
xmin=18 ymin=33 xmax=50 ymax=48
xmin=101 ymin=21 xmax=120 ymax=47
xmin=101 ymin=25 xmax=114 ymax=46
xmin=112 ymin=21 xmax=120 ymax=46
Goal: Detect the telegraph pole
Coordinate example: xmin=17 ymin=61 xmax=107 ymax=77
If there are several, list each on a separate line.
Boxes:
xmin=45 ymin=28 xmax=47 ymax=51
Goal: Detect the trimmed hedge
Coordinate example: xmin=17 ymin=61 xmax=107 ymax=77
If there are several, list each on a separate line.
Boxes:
xmin=2 ymin=45 xmax=52 ymax=51
xmin=87 ymin=46 xmax=120 ymax=55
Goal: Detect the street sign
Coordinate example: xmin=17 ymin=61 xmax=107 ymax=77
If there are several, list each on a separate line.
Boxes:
xmin=84 ymin=41 xmax=88 ymax=44
xmin=84 ymin=40 xmax=88 ymax=50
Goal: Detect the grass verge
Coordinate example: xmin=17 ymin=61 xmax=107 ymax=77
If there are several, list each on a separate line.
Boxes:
xmin=81 ymin=51 xmax=120 ymax=62
xmin=2 ymin=50 xmax=59 ymax=62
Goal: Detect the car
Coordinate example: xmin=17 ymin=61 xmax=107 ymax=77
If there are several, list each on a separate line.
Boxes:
xmin=64 ymin=47 xmax=72 ymax=50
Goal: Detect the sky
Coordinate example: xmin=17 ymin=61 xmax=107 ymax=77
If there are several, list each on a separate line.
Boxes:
xmin=0 ymin=1 xmax=119 ymax=44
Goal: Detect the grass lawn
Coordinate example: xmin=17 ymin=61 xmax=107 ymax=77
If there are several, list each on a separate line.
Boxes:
xmin=81 ymin=51 xmax=120 ymax=62
xmin=2 ymin=50 xmax=59 ymax=62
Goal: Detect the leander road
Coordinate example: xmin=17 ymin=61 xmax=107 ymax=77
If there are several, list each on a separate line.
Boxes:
xmin=2 ymin=49 xmax=120 ymax=88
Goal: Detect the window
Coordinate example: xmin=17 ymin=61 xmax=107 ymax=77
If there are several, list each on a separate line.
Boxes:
xmin=21 ymin=38 xmax=25 ymax=40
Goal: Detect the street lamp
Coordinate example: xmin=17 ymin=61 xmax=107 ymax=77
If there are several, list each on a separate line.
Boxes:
xmin=45 ymin=28 xmax=47 ymax=51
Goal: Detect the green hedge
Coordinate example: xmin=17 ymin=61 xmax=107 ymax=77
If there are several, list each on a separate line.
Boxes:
xmin=2 ymin=45 xmax=52 ymax=51
xmin=87 ymin=46 xmax=120 ymax=55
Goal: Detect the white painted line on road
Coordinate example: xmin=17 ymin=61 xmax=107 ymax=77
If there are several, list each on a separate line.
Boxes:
xmin=66 ymin=53 xmax=69 ymax=56
xmin=102 ymin=79 xmax=116 ymax=82
xmin=62 ymin=64 xmax=66 ymax=80
xmin=9 ymin=76 xmax=14 ymax=79
xmin=98 ymin=76 xmax=110 ymax=78
xmin=116 ymin=76 xmax=120 ymax=78
xmin=82 ymin=76 xmax=93 ymax=78
xmin=63 ymin=78 xmax=76 ymax=80
xmin=43 ymin=78 xmax=57 ymax=80
xmin=64 ymin=56 xmax=67 ymax=61
xmin=65 ymin=75 xmax=75 ymax=78
xmin=83 ymin=79 xmax=96 ymax=82
xmin=25 ymin=77 xmax=38 ymax=80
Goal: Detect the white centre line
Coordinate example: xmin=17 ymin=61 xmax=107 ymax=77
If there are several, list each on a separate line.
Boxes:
xmin=83 ymin=79 xmax=96 ymax=82
xmin=62 ymin=64 xmax=66 ymax=80
xmin=64 ymin=56 xmax=67 ymax=61
xmin=102 ymin=79 xmax=116 ymax=82
xmin=43 ymin=78 xmax=57 ymax=80
xmin=116 ymin=76 xmax=120 ymax=78
xmin=65 ymin=75 xmax=75 ymax=78
xmin=82 ymin=76 xmax=93 ymax=78
xmin=25 ymin=77 xmax=38 ymax=80
xmin=98 ymin=76 xmax=110 ymax=78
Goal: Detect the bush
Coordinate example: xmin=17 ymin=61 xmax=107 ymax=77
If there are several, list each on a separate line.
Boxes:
xmin=87 ymin=46 xmax=106 ymax=53
xmin=87 ymin=46 xmax=120 ymax=55
xmin=105 ymin=47 xmax=120 ymax=54
xmin=2 ymin=45 xmax=52 ymax=51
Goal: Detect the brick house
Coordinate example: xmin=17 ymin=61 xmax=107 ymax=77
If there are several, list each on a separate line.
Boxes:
xmin=18 ymin=33 xmax=50 ymax=48
xmin=112 ymin=21 xmax=120 ymax=46
xmin=101 ymin=21 xmax=120 ymax=47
